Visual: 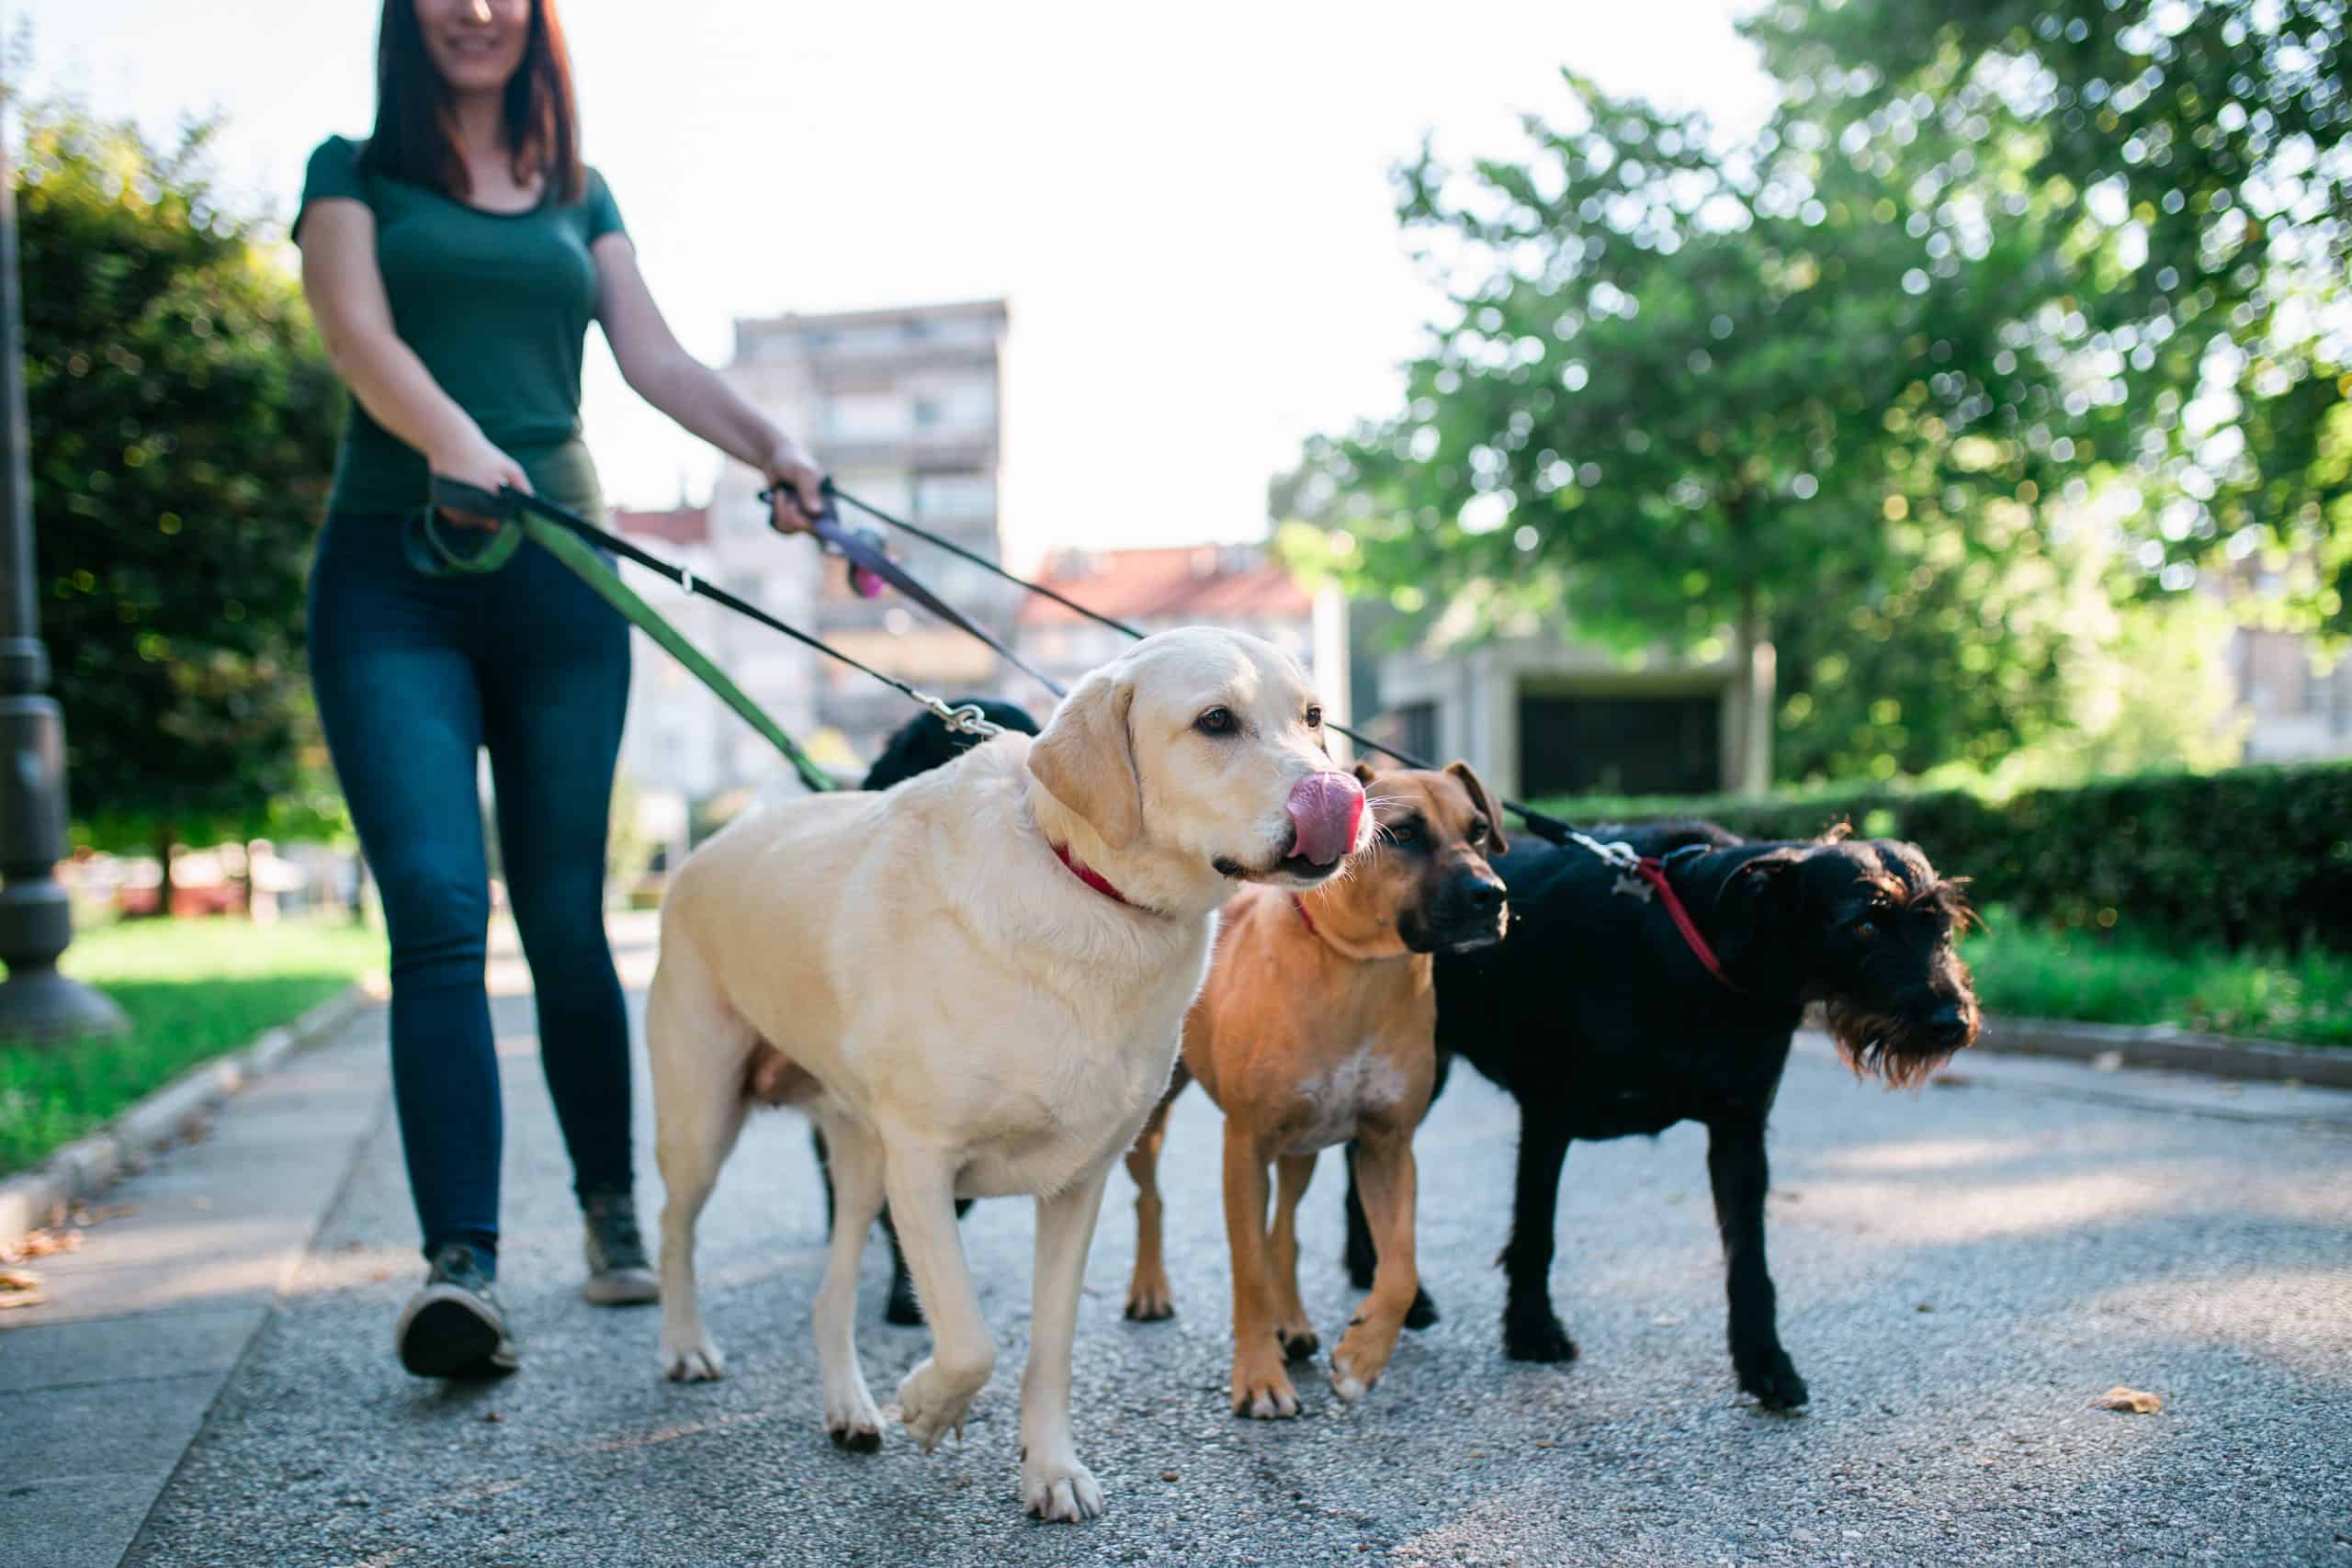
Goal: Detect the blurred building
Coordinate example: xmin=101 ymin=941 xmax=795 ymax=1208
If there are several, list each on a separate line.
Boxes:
xmin=717 ymin=299 xmax=1017 ymax=762
xmin=2231 ymin=626 xmax=2352 ymax=761
xmin=1015 ymin=545 xmax=1348 ymax=722
xmin=1371 ymin=627 xmax=1773 ymax=801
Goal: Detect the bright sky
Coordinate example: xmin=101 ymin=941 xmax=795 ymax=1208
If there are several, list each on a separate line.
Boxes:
xmin=21 ymin=0 xmax=1773 ymax=558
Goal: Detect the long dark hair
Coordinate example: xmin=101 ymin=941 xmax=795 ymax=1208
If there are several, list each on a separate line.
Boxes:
xmin=358 ymin=0 xmax=583 ymax=204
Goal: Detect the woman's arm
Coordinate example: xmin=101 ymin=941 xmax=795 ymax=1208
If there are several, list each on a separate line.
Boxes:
xmin=591 ymin=232 xmax=827 ymax=532
xmin=297 ymin=198 xmax=526 ymax=523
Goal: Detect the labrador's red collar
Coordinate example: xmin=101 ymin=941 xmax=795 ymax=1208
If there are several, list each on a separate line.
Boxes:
xmin=1052 ymin=840 xmax=1136 ymax=908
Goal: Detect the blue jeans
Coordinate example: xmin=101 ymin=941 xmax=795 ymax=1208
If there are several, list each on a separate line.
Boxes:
xmin=308 ymin=513 xmax=633 ymax=1260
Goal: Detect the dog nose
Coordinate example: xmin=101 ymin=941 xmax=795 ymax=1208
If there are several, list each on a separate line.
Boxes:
xmin=1929 ymin=999 xmax=1971 ymax=1048
xmin=1285 ymin=771 xmax=1364 ymax=867
xmin=1463 ymin=880 xmax=1505 ymax=915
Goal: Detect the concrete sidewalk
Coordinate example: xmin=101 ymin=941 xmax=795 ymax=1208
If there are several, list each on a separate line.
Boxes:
xmin=2 ymin=1005 xmax=391 ymax=1568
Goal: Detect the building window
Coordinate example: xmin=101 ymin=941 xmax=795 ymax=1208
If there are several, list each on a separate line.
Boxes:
xmin=914 ymin=472 xmax=995 ymax=522
xmin=1519 ymin=692 xmax=1721 ymax=796
xmin=1396 ymin=702 xmax=1438 ymax=764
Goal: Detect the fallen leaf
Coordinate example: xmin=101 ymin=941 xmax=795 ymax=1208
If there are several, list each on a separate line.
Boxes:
xmin=1930 ymin=1072 xmax=1973 ymax=1089
xmin=0 ymin=1266 xmax=40 ymax=1291
xmin=0 ymin=1288 xmax=47 ymax=1310
xmin=482 ymin=1411 xmax=503 ymax=1424
xmin=2092 ymin=1386 xmax=2163 ymax=1414
xmin=0 ymin=1227 xmax=81 ymax=1263
xmin=1917 ymin=1303 xmax=1936 ymax=1313
xmin=1161 ymin=1472 xmax=1180 ymax=1483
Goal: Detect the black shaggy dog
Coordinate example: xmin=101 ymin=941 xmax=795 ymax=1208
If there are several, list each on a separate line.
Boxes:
xmin=1344 ymin=819 xmax=1980 ymax=1409
xmin=810 ymin=697 xmax=1042 ymax=1326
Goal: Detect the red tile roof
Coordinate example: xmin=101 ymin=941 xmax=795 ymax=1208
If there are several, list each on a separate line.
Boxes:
xmin=612 ymin=504 xmax=709 ymax=547
xmin=1017 ymin=546 xmax=1313 ymax=626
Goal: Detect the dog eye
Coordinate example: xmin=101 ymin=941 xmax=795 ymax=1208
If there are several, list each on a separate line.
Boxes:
xmin=1388 ymin=819 xmax=1419 ymax=845
xmin=1852 ymin=918 xmax=1880 ymax=941
xmin=1305 ymin=705 xmax=1322 ymax=728
xmin=1195 ymin=706 xmax=1237 ymax=736
xmin=1470 ymin=818 xmax=1489 ymax=844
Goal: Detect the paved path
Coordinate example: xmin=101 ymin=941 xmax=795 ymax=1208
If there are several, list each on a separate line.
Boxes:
xmin=6 ymin=921 xmax=2349 ymax=1566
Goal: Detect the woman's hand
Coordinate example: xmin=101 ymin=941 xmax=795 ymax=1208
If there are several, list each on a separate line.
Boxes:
xmin=429 ymin=434 xmax=533 ymax=529
xmin=762 ymin=443 xmax=829 ymax=536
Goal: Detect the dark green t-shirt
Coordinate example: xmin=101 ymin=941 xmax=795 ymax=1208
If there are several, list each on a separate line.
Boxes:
xmin=296 ymin=134 xmax=625 ymax=517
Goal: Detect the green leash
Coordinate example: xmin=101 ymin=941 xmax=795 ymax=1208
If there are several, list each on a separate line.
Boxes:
xmin=409 ymin=502 xmax=838 ymax=795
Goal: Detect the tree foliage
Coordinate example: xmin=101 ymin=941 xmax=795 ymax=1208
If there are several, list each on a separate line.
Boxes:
xmin=1296 ymin=70 xmax=2089 ymax=779
xmin=18 ymin=104 xmax=341 ymax=854
xmin=1747 ymin=0 xmax=2352 ymax=635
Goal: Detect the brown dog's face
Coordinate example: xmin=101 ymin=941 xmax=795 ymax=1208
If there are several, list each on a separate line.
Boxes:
xmin=1349 ymin=762 xmax=1510 ymax=953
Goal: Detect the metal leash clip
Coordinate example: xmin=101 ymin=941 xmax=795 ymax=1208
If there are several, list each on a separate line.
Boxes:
xmin=1566 ymin=831 xmax=1651 ymax=899
xmin=922 ymin=696 xmax=1003 ymax=739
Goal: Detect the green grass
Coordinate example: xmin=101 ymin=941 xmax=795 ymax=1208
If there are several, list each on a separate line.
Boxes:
xmin=1965 ymin=908 xmax=2352 ymax=1049
xmin=0 ymin=917 xmax=385 ymax=1176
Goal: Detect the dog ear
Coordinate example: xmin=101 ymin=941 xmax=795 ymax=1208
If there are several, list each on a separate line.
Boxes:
xmin=1352 ymin=761 xmax=1380 ymax=788
xmin=1028 ymin=670 xmax=1143 ymax=851
xmin=1444 ymin=760 xmax=1509 ymax=857
xmin=1738 ymin=845 xmax=1809 ymax=916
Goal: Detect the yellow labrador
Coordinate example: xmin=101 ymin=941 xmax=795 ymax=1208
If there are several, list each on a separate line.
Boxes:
xmin=647 ymin=627 xmax=1369 ymax=1522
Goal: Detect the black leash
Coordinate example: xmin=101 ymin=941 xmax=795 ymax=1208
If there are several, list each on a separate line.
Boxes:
xmin=429 ymin=479 xmax=1016 ymax=743
xmin=819 ymin=479 xmax=1578 ymax=847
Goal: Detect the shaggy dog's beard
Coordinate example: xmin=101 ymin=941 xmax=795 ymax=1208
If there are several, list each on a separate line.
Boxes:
xmin=1822 ymin=995 xmax=1978 ymax=1089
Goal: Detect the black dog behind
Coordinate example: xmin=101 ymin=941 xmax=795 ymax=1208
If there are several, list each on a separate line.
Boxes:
xmin=811 ymin=697 xmax=1042 ymax=1326
xmin=1345 ymin=819 xmax=1980 ymax=1408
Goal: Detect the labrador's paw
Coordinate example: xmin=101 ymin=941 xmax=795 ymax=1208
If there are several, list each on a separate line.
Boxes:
xmin=896 ymin=1357 xmax=984 ymax=1451
xmin=1023 ymin=1447 xmax=1105 ymax=1522
xmin=823 ymin=1385 xmax=886 ymax=1452
xmin=659 ymin=1325 xmax=724 ymax=1382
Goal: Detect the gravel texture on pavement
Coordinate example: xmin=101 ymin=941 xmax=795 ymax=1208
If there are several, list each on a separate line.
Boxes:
xmin=125 ymin=988 xmax=2352 ymax=1566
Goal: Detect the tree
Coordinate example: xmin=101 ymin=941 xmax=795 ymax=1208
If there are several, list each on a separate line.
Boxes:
xmin=1747 ymin=0 xmax=2352 ymax=637
xmin=19 ymin=104 xmax=342 ymax=904
xmin=1298 ymin=72 xmax=2085 ymax=783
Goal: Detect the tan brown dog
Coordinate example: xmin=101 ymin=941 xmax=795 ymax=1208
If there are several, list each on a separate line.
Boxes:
xmin=1122 ymin=761 xmax=1509 ymax=1417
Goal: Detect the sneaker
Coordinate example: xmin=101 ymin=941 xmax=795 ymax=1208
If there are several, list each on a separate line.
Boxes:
xmin=581 ymin=1191 xmax=660 ymax=1306
xmin=395 ymin=1243 xmax=519 ymax=1379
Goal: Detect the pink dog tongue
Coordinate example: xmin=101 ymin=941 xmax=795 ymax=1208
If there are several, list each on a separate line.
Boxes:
xmin=1286 ymin=772 xmax=1365 ymax=867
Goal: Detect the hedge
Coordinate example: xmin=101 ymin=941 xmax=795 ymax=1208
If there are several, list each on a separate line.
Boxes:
xmin=1532 ymin=760 xmax=2352 ymax=954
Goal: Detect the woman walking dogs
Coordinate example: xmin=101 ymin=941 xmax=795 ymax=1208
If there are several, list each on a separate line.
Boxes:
xmin=295 ymin=0 xmax=826 ymax=1378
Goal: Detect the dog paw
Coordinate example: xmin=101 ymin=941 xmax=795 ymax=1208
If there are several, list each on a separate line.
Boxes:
xmin=1501 ymin=1305 xmax=1578 ymax=1364
xmin=1124 ymin=1272 xmax=1176 ymax=1322
xmin=1274 ymin=1324 xmax=1320 ymax=1362
xmin=1402 ymin=1285 xmax=1441 ymax=1331
xmin=1329 ymin=1317 xmax=1399 ymax=1404
xmin=1736 ymin=1348 xmax=1810 ymax=1411
xmin=896 ymin=1358 xmax=983 ymax=1451
xmin=884 ymin=1273 xmax=925 ymax=1327
xmin=659 ymin=1327 xmax=725 ymax=1382
xmin=1023 ymin=1448 xmax=1105 ymax=1522
xmin=1229 ymin=1352 xmax=1300 ymax=1419
xmin=824 ymin=1388 xmax=887 ymax=1452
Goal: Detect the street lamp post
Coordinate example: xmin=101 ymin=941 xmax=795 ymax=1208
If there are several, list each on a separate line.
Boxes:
xmin=0 ymin=73 xmax=130 ymax=1045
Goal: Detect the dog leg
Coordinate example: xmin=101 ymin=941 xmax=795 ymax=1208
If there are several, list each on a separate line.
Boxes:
xmin=1499 ymin=1111 xmax=1578 ymax=1363
xmin=1222 ymin=1122 xmax=1298 ymax=1418
xmin=1269 ymin=1152 xmax=1320 ymax=1360
xmin=883 ymin=1145 xmax=996 ymax=1451
xmin=650 ymin=946 xmax=752 ymax=1382
xmin=810 ymin=1114 xmax=888 ymax=1450
xmin=1020 ymin=1162 xmax=1114 ymax=1522
xmin=1123 ymin=1075 xmax=1184 ymax=1321
xmin=1706 ymin=1111 xmax=1807 ymax=1410
xmin=1344 ymin=1142 xmax=1440 ymax=1329
xmin=1330 ymin=1128 xmax=1416 ymax=1402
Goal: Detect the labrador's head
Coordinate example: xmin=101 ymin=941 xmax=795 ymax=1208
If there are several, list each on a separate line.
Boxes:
xmin=1028 ymin=628 xmax=1370 ymax=902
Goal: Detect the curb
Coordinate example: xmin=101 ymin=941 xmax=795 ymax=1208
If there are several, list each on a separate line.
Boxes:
xmin=0 ymin=977 xmax=383 ymax=1250
xmin=1975 ymin=1015 xmax=2352 ymax=1089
